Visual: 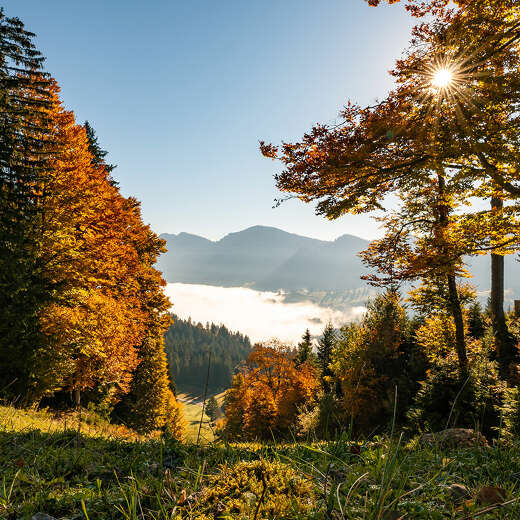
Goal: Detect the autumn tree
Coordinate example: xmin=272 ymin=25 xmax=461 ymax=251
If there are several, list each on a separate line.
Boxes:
xmin=358 ymin=171 xmax=486 ymax=376
xmin=224 ymin=342 xmax=320 ymax=440
xmin=223 ymin=372 xmax=247 ymax=438
xmin=388 ymin=0 xmax=520 ymax=377
xmin=262 ymin=0 xmax=520 ymax=379
xmin=363 ymin=1 xmax=520 ymax=376
xmin=0 ymin=8 xmax=182 ymax=435
xmin=37 ymin=88 xmax=183 ymax=433
xmin=29 ymin=84 xmax=143 ymax=404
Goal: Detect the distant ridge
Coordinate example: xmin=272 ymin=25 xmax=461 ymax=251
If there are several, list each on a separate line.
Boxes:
xmin=158 ymin=226 xmax=371 ymax=291
xmin=157 ymin=225 xmax=520 ymax=302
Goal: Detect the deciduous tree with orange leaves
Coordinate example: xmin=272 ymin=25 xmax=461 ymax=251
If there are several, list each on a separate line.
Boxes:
xmin=262 ymin=0 xmax=520 ymax=379
xmin=33 ymin=83 xmax=182 ymax=434
xmin=224 ymin=342 xmax=320 ymax=440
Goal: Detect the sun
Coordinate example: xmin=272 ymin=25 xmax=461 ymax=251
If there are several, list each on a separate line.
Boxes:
xmin=431 ymin=68 xmax=453 ymax=89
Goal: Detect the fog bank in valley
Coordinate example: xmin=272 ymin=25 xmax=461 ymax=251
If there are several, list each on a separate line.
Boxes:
xmin=164 ymin=283 xmax=366 ymax=344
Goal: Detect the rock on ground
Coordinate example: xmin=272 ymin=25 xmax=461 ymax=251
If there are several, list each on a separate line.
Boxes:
xmin=419 ymin=428 xmax=489 ymax=449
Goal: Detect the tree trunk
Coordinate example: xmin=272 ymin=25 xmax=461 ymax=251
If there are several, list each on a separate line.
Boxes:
xmin=74 ymin=387 xmax=81 ymax=408
xmin=437 ymin=173 xmax=468 ymax=379
xmin=446 ymin=274 xmax=468 ymax=377
xmin=490 ymin=197 xmax=516 ymax=378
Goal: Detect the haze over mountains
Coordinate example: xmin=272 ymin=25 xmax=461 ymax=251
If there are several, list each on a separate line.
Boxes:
xmin=158 ymin=225 xmax=371 ymax=292
xmin=158 ymin=225 xmax=520 ymax=305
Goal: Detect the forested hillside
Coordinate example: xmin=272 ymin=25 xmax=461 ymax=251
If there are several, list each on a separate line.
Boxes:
xmin=164 ymin=315 xmax=251 ymax=392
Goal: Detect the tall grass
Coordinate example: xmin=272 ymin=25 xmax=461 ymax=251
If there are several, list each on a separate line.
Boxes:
xmin=1 ymin=403 xmax=520 ymax=518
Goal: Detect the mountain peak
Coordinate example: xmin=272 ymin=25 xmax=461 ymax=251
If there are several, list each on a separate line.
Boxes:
xmin=157 ymin=225 xmax=371 ymax=291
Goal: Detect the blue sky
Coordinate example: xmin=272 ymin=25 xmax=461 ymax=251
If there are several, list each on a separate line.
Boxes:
xmin=5 ymin=1 xmax=414 ymax=241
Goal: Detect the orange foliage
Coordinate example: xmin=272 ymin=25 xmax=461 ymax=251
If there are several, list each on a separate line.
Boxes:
xmin=31 ymin=81 xmax=172 ymax=408
xmin=224 ymin=343 xmax=320 ymax=440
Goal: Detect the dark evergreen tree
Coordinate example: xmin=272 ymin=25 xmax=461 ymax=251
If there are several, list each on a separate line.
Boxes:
xmin=84 ymin=120 xmax=115 ymax=171
xmin=205 ymin=395 xmax=220 ymax=422
xmin=114 ymin=333 xmax=183 ymax=436
xmin=84 ymin=120 xmax=117 ymax=184
xmin=0 ymin=8 xmax=56 ymax=398
xmin=295 ymin=329 xmax=315 ymax=367
xmin=468 ymin=301 xmax=485 ymax=340
xmin=317 ymin=322 xmax=336 ymax=393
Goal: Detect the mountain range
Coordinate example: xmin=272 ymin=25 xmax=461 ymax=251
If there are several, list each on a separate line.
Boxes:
xmin=158 ymin=226 xmax=371 ymax=292
xmin=158 ymin=225 xmax=520 ymax=304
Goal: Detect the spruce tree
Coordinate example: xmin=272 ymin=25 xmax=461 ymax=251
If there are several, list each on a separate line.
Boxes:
xmin=0 ymin=8 xmax=56 ymax=398
xmin=317 ymin=323 xmax=336 ymax=393
xmin=84 ymin=121 xmax=116 ymax=173
xmin=296 ymin=329 xmax=314 ymax=366
xmin=468 ymin=301 xmax=485 ymax=340
xmin=114 ymin=333 xmax=184 ymax=437
xmin=84 ymin=120 xmax=118 ymax=188
xmin=205 ymin=396 xmax=220 ymax=422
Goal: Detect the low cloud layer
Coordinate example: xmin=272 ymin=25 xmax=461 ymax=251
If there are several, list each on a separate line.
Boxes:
xmin=165 ymin=283 xmax=366 ymax=344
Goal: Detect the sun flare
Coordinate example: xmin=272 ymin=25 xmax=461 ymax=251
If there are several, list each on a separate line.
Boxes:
xmin=432 ymin=68 xmax=453 ymax=89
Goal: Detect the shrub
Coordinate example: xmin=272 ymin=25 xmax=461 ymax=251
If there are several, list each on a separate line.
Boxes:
xmin=296 ymin=392 xmax=347 ymax=440
xmin=175 ymin=459 xmax=316 ymax=519
xmin=408 ymin=346 xmax=505 ymax=438
xmin=497 ymin=386 xmax=520 ymax=444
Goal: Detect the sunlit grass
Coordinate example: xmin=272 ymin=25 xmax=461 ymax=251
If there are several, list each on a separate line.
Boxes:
xmin=177 ymin=391 xmax=226 ymax=443
xmin=1 ymin=404 xmax=520 ymax=518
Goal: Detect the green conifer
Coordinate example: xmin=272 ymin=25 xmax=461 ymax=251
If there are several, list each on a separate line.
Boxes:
xmin=84 ymin=120 xmax=117 ymax=185
xmin=205 ymin=395 xmax=220 ymax=422
xmin=468 ymin=301 xmax=485 ymax=340
xmin=0 ymin=8 xmax=56 ymax=398
xmin=317 ymin=323 xmax=336 ymax=393
xmin=296 ymin=329 xmax=315 ymax=366
xmin=114 ymin=333 xmax=184 ymax=437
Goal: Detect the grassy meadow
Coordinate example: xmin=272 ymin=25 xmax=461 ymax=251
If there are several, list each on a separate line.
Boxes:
xmin=176 ymin=391 xmax=225 ymax=443
xmin=0 ymin=404 xmax=519 ymax=519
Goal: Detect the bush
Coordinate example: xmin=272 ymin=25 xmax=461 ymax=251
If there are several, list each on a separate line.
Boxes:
xmin=497 ymin=386 xmax=520 ymax=444
xmin=408 ymin=347 xmax=505 ymax=438
xmin=175 ymin=459 xmax=316 ymax=519
xmin=296 ymin=392 xmax=346 ymax=440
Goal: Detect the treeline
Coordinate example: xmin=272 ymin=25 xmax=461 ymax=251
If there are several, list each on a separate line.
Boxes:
xmin=164 ymin=315 xmax=251 ymax=392
xmin=0 ymin=10 xmax=182 ymax=436
xmin=223 ymin=291 xmax=520 ymax=441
